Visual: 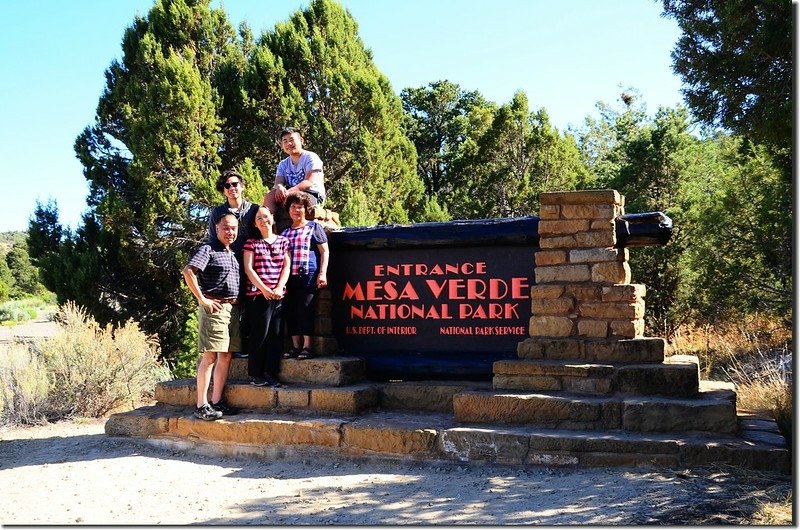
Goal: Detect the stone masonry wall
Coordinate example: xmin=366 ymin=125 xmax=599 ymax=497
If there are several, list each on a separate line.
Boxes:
xmin=531 ymin=189 xmax=646 ymax=340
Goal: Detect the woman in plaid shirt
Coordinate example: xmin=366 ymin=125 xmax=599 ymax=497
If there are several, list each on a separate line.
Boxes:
xmin=281 ymin=192 xmax=330 ymax=360
xmin=242 ymin=207 xmax=291 ymax=386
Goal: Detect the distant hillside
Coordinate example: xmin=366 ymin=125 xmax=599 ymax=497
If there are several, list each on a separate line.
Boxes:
xmin=0 ymin=231 xmax=26 ymax=256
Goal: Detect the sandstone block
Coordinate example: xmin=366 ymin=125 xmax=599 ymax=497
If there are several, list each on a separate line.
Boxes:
xmin=493 ymin=374 xmax=562 ymax=392
xmin=540 ymin=190 xmax=621 ymax=206
xmin=562 ymin=376 xmax=613 ymax=394
xmin=561 ymin=204 xmax=616 ymax=220
xmin=527 ymin=452 xmax=580 ymax=466
xmin=621 ymin=397 xmax=737 ymax=433
xmin=453 ymin=391 xmax=604 ymax=424
xmin=591 ymin=262 xmax=631 ymax=284
xmin=517 ymin=338 xmax=582 ymax=359
xmin=311 ymin=336 xmax=340 ymax=356
xmin=575 ymin=230 xmax=616 ymax=248
xmin=439 ymin=427 xmax=530 ymax=465
xmin=577 ymin=319 xmax=608 ymax=338
xmin=602 ymin=284 xmax=646 ymax=302
xmin=342 ymin=419 xmax=438 ymax=455
xmin=531 ymin=297 xmax=574 ymax=316
xmin=105 ymin=406 xmax=171 ymax=437
xmin=535 ymin=264 xmax=591 ymax=283
xmin=538 ymin=219 xmax=590 ymax=235
xmin=579 ymin=301 xmax=643 ymax=320
xmin=679 ymin=443 xmax=790 ymax=473
xmin=584 ymin=338 xmax=665 ymax=363
xmin=578 ymin=452 xmax=680 ymax=468
xmin=590 ymin=219 xmax=615 ymax=230
xmin=529 ymin=315 xmax=574 ymax=337
xmin=316 ymin=297 xmax=333 ymax=315
xmin=379 ymin=381 xmax=488 ymax=413
xmin=529 ymin=431 xmax=679 ymax=455
xmin=539 ymin=235 xmax=577 ymax=249
xmin=530 ymin=284 xmax=565 ymax=299
xmin=601 ymin=400 xmax=622 ymax=429
xmin=280 ymin=356 xmax=365 ymax=386
xmin=309 ymin=384 xmax=380 ymax=413
xmin=171 ymin=415 xmax=344 ymax=447
xmin=223 ymin=384 xmax=278 ymax=410
xmin=539 ymin=204 xmax=560 ymax=219
xmin=155 ymin=379 xmax=198 ymax=406
xmin=610 ymin=319 xmax=644 ymax=339
xmin=228 ymin=358 xmax=249 ymax=380
xmin=699 ymin=379 xmax=737 ymax=400
xmin=570 ymin=248 xmax=622 ymax=264
xmin=534 ymin=250 xmax=567 ymax=266
xmin=314 ymin=316 xmax=332 ymax=335
xmin=493 ymin=359 xmax=614 ymax=378
xmin=276 ymin=387 xmax=310 ymax=408
xmin=614 ymin=359 xmax=699 ymax=397
xmin=564 ymin=284 xmax=602 ymax=301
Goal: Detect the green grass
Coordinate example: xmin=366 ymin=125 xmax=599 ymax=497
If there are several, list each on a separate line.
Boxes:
xmin=0 ymin=297 xmax=57 ymax=324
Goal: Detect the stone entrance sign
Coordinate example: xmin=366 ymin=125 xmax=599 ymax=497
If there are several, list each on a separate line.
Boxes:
xmin=326 ymin=204 xmax=671 ymax=381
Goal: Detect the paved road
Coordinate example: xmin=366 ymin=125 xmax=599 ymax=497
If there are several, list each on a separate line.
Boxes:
xmin=0 ymin=317 xmax=59 ymax=344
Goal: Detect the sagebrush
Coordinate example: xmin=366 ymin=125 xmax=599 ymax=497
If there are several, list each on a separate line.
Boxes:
xmin=0 ymin=302 xmax=171 ymax=425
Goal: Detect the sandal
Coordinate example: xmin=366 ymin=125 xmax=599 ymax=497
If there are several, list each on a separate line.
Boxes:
xmin=283 ymin=347 xmax=300 ymax=359
xmin=296 ymin=348 xmax=313 ymax=360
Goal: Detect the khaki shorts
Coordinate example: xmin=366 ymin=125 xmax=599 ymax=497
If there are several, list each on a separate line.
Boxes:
xmin=197 ymin=303 xmax=242 ymax=353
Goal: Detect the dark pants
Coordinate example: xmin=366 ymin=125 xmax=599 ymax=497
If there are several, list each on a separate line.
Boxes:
xmin=285 ymin=275 xmax=317 ymax=336
xmin=245 ymin=295 xmax=284 ymax=377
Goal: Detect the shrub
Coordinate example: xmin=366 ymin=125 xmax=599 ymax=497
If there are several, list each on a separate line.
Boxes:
xmin=0 ymin=297 xmax=56 ymax=324
xmin=0 ymin=302 xmax=171 ymax=426
xmin=0 ymin=343 xmax=50 ymax=425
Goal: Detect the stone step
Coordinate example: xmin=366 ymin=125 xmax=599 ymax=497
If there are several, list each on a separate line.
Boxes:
xmin=228 ymin=356 xmax=366 ymax=386
xmin=452 ymin=385 xmax=738 ymax=434
xmin=155 ymin=379 xmax=379 ymax=414
xmin=379 ymin=380 xmax=492 ymax=413
xmin=492 ymin=355 xmax=701 ymax=397
xmin=104 ymin=405 xmax=789 ymax=473
xmin=517 ymin=337 xmax=665 ymax=363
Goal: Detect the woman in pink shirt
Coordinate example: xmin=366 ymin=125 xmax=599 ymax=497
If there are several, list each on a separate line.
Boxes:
xmin=242 ymin=207 xmax=291 ymax=386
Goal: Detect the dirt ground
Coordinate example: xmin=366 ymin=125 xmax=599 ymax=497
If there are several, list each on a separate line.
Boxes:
xmin=0 ymin=418 xmax=792 ymax=525
xmin=0 ymin=318 xmax=793 ymax=525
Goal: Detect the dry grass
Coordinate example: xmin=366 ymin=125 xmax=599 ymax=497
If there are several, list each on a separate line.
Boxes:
xmin=749 ymin=489 xmax=793 ymax=525
xmin=666 ymin=317 xmax=794 ymax=525
xmin=0 ymin=302 xmax=171 ymax=426
xmin=668 ymin=315 xmax=792 ymax=433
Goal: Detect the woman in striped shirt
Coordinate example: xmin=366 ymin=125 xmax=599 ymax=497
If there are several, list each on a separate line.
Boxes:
xmin=242 ymin=207 xmax=291 ymax=386
xmin=281 ymin=192 xmax=330 ymax=360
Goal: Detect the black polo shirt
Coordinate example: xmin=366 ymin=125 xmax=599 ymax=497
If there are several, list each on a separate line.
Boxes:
xmin=186 ymin=240 xmax=240 ymax=299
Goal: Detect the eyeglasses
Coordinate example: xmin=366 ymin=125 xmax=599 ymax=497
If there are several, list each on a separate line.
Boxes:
xmin=224 ymin=181 xmax=241 ymax=189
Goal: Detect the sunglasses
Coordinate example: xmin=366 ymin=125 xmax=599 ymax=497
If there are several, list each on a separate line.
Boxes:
xmin=224 ymin=181 xmax=241 ymax=189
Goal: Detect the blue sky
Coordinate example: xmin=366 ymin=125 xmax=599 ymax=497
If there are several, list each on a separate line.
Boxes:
xmin=0 ymin=0 xmax=684 ymax=233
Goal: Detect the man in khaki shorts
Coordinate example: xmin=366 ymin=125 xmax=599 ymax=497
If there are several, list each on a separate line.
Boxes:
xmin=183 ymin=213 xmax=242 ymax=420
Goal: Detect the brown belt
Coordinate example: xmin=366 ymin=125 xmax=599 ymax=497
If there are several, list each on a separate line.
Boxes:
xmin=207 ymin=297 xmax=239 ymax=305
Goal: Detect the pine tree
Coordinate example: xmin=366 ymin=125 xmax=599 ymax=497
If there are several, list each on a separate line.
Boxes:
xmin=256 ymin=0 xmax=428 ymax=224
xmin=71 ymin=0 xmax=238 ymax=365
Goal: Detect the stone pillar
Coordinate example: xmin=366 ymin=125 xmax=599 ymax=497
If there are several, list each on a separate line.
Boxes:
xmin=530 ymin=189 xmax=646 ymax=341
